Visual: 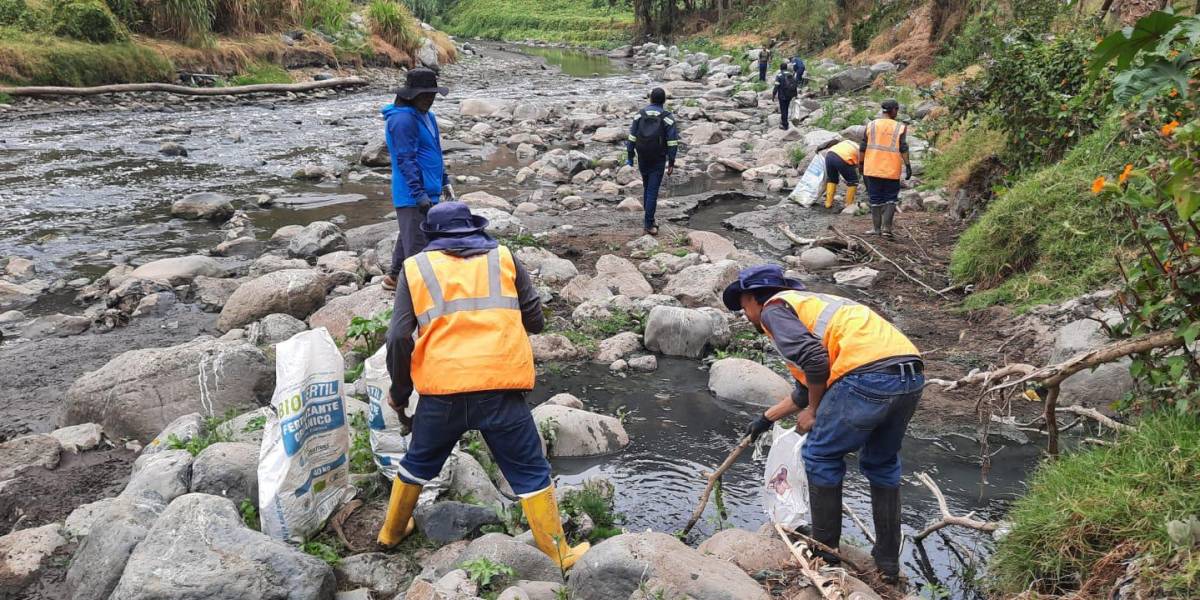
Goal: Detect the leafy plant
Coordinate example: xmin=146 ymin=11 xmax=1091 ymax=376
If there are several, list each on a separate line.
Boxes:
xmin=502 ymin=232 xmax=543 ymax=250
xmin=301 ymin=539 xmax=342 ymax=566
xmin=52 ymin=0 xmax=125 ymax=43
xmin=560 ymin=479 xmax=623 ymax=543
xmin=460 ymin=557 xmax=515 ymax=592
xmin=300 ymin=0 xmax=350 ymax=34
xmin=348 ymin=412 xmax=376 ymax=474
xmin=345 ymin=308 xmax=392 ymax=358
xmin=0 ymin=92 xmax=11 ymax=104
xmin=166 ymin=410 xmax=236 ymax=456
xmin=461 ymin=430 xmax=501 ymax=482
xmin=242 ymin=414 xmax=267 ymax=433
xmin=239 ymin=499 xmax=260 ymax=531
xmin=788 ymin=144 xmax=806 ymax=167
xmin=538 ymin=416 xmax=558 ymax=455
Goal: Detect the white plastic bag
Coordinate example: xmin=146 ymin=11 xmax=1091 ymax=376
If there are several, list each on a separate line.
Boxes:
xmin=258 ymin=328 xmax=356 ymax=543
xmin=763 ymin=424 xmax=810 ymax=530
xmin=789 ymin=152 xmax=828 ymax=207
xmin=362 ymin=346 xmax=414 ymax=480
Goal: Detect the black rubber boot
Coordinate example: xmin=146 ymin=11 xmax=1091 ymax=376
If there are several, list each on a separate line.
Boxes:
xmin=808 ymin=483 xmax=843 ymax=565
xmin=868 ymin=205 xmax=883 ymax=235
xmin=881 ymin=204 xmax=897 ymax=238
xmin=870 ymin=484 xmax=902 ymax=582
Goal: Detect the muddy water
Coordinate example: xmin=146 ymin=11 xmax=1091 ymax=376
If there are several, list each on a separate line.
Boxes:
xmin=0 ymin=44 xmax=1031 ymax=595
xmin=518 ymin=46 xmax=624 ymax=78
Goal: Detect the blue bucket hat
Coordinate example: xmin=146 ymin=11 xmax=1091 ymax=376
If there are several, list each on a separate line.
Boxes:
xmin=721 ymin=264 xmax=806 ymax=312
xmin=420 ymin=201 xmax=489 ymax=235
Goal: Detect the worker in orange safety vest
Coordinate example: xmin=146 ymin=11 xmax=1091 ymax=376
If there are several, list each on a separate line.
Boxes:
xmin=724 ymin=264 xmax=923 ymax=583
xmin=858 ymin=99 xmax=912 ymax=237
xmin=377 ymin=202 xmax=588 ymax=570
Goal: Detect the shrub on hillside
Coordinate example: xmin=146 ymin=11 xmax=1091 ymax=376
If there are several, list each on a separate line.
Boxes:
xmin=146 ymin=0 xmax=215 ymax=44
xmin=103 ymin=0 xmax=143 ymax=29
xmin=213 ymin=0 xmax=300 ymax=35
xmin=300 ymin=0 xmax=351 ymax=36
xmin=0 ymin=0 xmax=27 ymax=26
xmin=368 ymin=0 xmax=420 ymax=55
xmin=53 ymin=0 xmax=126 ymax=43
xmin=769 ymin=0 xmax=837 ymax=52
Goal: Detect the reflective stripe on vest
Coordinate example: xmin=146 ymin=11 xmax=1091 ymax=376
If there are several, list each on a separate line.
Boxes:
xmin=404 ymin=246 xmax=535 ymax=395
xmin=763 ymin=290 xmax=919 ymax=387
xmin=862 ymin=118 xmax=904 ymax=180
xmin=829 ymin=140 xmax=860 ymax=166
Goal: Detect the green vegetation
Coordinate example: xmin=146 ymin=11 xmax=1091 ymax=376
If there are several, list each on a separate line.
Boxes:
xmin=348 ymin=412 xmax=376 ymax=474
xmin=343 ymin=307 xmax=391 ymax=383
xmin=239 ymin=499 xmax=260 ymax=531
xmin=787 ymin=145 xmax=805 ymax=167
xmin=0 ymin=91 xmax=12 ymax=103
xmin=166 ymin=409 xmax=237 ymax=456
xmin=242 ymin=414 xmax=267 ymax=432
xmin=922 ymin=122 xmax=1005 ymax=191
xmin=992 ymin=413 xmax=1200 ymax=596
xmin=441 ymin=0 xmax=632 ymax=45
xmin=461 ymin=430 xmax=502 ymax=482
xmin=951 ymin=118 xmax=1146 ymax=309
xmin=932 ymin=0 xmax=1075 ymax=76
xmin=301 ymin=538 xmax=342 ymax=566
xmin=368 ymin=0 xmax=420 ymax=53
xmin=561 ymin=479 xmax=623 ymax=542
xmin=461 ymin=557 xmax=515 ymax=596
xmin=850 ymin=0 xmax=918 ymax=52
xmin=229 ymin=61 xmax=290 ymax=85
xmin=53 ymin=0 xmax=124 ymax=42
xmin=0 ymin=27 xmax=173 ymax=85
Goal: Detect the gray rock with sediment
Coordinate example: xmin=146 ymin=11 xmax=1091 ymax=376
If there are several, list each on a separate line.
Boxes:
xmin=124 ymin=449 xmax=194 ymax=504
xmin=454 ymin=533 xmax=561 ymax=583
xmin=171 ymin=192 xmax=234 ymax=222
xmin=644 ymin=306 xmax=721 ymax=358
xmin=288 ymin=221 xmax=350 ymax=259
xmin=1051 ymin=317 xmax=1134 ymax=406
xmin=414 ymin=501 xmax=504 ymax=544
xmin=708 ymin=358 xmax=793 ymax=408
xmin=108 ymin=493 xmax=336 ymax=600
xmin=0 ymin=524 xmax=66 ymax=597
xmin=697 ymin=528 xmax=792 ymax=573
xmin=307 ymin=284 xmax=393 ymax=348
xmin=65 ymin=495 xmax=166 ymax=600
xmin=531 ymin=404 xmax=629 ymax=458
xmin=334 ymin=552 xmax=414 ymax=599
xmin=247 ymin=313 xmax=308 ymax=346
xmin=663 ymin=260 xmax=739 ymax=308
xmin=130 ymin=255 xmax=225 ymax=285
xmin=63 ymin=336 xmax=273 ymax=441
xmin=189 ymin=442 xmax=258 ymax=502
xmin=217 ymin=269 xmax=327 ymax=331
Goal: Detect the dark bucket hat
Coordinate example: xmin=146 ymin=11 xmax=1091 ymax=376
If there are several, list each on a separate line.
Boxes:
xmin=395 ymin=68 xmax=448 ymax=100
xmin=419 ymin=201 xmax=488 ymax=235
xmin=721 ymin=264 xmax=807 ymax=312
xmin=881 ymin=98 xmax=900 ymax=111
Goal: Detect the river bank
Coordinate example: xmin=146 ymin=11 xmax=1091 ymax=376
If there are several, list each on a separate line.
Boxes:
xmin=0 ymin=40 xmax=1132 ymax=600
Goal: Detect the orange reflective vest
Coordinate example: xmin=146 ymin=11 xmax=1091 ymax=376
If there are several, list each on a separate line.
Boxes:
xmin=762 ymin=291 xmax=919 ymax=388
xmin=403 ymin=246 xmax=535 ymax=395
xmin=862 ymin=118 xmax=905 ymax=180
xmin=828 ymin=140 xmax=861 ymax=166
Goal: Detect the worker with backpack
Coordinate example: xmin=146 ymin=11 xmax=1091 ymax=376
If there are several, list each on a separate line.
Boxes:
xmin=772 ymin=63 xmax=800 ymax=131
xmin=626 ymin=87 xmax=680 ymax=236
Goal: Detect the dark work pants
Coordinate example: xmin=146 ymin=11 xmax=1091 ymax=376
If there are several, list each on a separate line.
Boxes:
xmin=778 ymin=95 xmax=794 ymax=129
xmin=389 ymin=206 xmax=428 ymax=278
xmin=863 ymin=176 xmax=901 ymax=206
xmin=639 ymin=161 xmax=666 ymax=230
xmin=758 ymin=62 xmax=768 ymax=81
xmin=398 ymin=390 xmax=551 ymax=495
xmin=825 ymin=152 xmax=859 ymax=186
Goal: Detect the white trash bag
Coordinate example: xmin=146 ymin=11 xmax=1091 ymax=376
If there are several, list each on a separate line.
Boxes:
xmin=362 ymin=346 xmax=414 ymax=480
xmin=789 ymin=152 xmax=828 ymax=207
xmin=258 ymin=328 xmax=356 ymax=543
xmin=763 ymin=424 xmax=810 ymax=530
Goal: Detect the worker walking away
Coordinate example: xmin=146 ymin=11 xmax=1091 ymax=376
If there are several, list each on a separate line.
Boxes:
xmin=723 ymin=265 xmax=923 ymax=584
xmin=382 ymin=68 xmax=453 ymax=291
xmin=791 ymin=55 xmax=806 ymax=86
xmin=858 ymin=99 xmax=911 ymax=237
xmin=772 ymin=63 xmax=799 ymax=131
xmin=823 ymin=139 xmax=860 ymax=209
xmin=377 ymin=202 xmax=589 ymax=570
xmin=627 ymin=87 xmax=680 ymax=236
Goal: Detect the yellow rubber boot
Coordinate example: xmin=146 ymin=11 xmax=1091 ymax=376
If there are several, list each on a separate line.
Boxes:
xmin=520 ymin=485 xmax=590 ymax=570
xmin=845 ymin=185 xmax=858 ymax=208
xmin=377 ymin=479 xmax=421 ymax=547
xmin=824 ymin=182 xmax=836 ymax=209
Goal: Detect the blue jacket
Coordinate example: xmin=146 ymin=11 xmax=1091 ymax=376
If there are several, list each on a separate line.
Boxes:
xmin=383 ymin=104 xmax=447 ymax=208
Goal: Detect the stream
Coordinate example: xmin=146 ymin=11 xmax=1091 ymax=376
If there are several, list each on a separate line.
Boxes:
xmin=0 ymin=43 xmax=1037 ymax=596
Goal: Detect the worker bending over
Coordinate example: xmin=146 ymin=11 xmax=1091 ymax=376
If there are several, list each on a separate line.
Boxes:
xmin=859 ymin=99 xmax=912 ymax=237
xmin=823 ymin=139 xmax=861 ymax=210
xmin=378 ymin=202 xmax=588 ymax=570
xmin=724 ymin=265 xmax=923 ymax=583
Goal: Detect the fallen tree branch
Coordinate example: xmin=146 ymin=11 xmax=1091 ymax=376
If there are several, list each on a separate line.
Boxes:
xmin=842 ymin=502 xmax=875 ymax=545
xmin=926 ymin=364 xmax=1036 ymax=392
xmin=773 ymin=523 xmax=847 ymax=600
xmin=829 ymin=226 xmax=951 ymax=300
xmin=777 ymin=224 xmax=851 ymax=252
xmin=330 ymin=498 xmax=364 ymax=552
xmin=987 ymin=329 xmax=1183 ymax=393
xmin=1058 ymin=405 xmax=1134 ymax=432
xmin=681 ymin=436 xmax=752 ymax=536
xmin=0 ymin=77 xmax=368 ymax=97
xmin=912 ymin=472 xmax=1001 ymax=542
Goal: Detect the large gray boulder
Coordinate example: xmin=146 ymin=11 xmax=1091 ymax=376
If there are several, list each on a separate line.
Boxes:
xmin=361 ymin=132 xmax=390 ymax=167
xmin=696 ymin=528 xmax=792 ymax=573
xmin=1051 ymin=317 xmax=1134 ymax=406
xmin=192 ymin=276 xmax=242 ymax=311
xmin=595 ymin=332 xmax=642 ymax=364
xmin=454 ymin=533 xmax=560 ymax=583
xmin=662 ymin=260 xmax=739 ymax=307
xmin=62 ymin=337 xmax=273 ymax=441
xmin=217 ymin=269 xmax=327 ymax=332
xmin=414 ymin=501 xmax=503 ymax=544
xmin=0 ymin=523 xmax=66 ymax=597
xmin=592 ymin=255 xmax=653 ymax=298
xmin=827 ymin=67 xmax=876 ymax=93
xmin=65 ymin=496 xmax=166 ymax=600
xmin=130 ymin=256 xmax=225 ymax=285
xmin=708 ymin=358 xmax=793 ymax=407
xmin=644 ymin=306 xmax=721 ymax=358
xmin=189 ymin=442 xmax=258 ymax=502
xmin=334 ymin=553 xmax=414 ymax=599
xmin=123 ymin=449 xmax=194 ymax=504
xmin=108 ymin=494 xmax=336 ymax=600
xmin=307 ymin=284 xmax=393 ymax=348
xmin=287 ymin=221 xmax=349 ymax=259
xmin=345 ymin=221 xmax=398 ymax=252
xmin=171 ymin=192 xmax=234 ymax=222
xmin=0 ymin=280 xmax=36 ymax=311
xmin=448 ymin=451 xmax=507 ymax=508
xmin=0 ymin=434 xmax=61 ymax=480
xmin=568 ymin=532 xmax=770 ymax=600
xmin=247 ymin=313 xmax=308 ymax=346
xmin=515 ymin=247 xmax=578 ymax=286
xmin=530 ymin=404 xmax=629 ymax=458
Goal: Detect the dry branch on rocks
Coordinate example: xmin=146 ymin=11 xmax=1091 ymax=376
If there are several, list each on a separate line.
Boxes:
xmin=0 ymin=78 xmax=369 ymax=97
xmin=912 ymin=472 xmax=1001 ymax=542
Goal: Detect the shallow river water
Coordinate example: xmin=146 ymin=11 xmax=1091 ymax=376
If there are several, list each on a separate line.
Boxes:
xmin=0 ymin=45 xmax=1039 ymax=596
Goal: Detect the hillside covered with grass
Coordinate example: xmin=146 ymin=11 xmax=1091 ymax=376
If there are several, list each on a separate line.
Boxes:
xmin=438 ymin=0 xmax=632 ymax=45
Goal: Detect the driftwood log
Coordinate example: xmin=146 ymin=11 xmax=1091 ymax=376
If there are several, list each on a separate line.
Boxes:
xmin=0 ymin=77 xmax=368 ymax=97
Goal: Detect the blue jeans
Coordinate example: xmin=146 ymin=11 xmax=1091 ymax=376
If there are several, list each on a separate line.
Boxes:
xmin=802 ymin=370 xmax=923 ymax=489
xmin=759 ymin=62 xmax=768 ymax=81
xmin=398 ymin=390 xmax=551 ymax=495
xmin=639 ymin=161 xmax=666 ymax=230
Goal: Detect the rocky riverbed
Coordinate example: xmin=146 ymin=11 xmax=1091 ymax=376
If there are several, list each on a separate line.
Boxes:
xmin=0 ymin=41 xmax=1131 ymax=600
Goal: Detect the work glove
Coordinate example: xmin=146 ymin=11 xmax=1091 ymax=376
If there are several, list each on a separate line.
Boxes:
xmin=744 ymin=413 xmax=774 ymax=443
xmin=666 ymin=164 xmax=674 ymax=176
xmin=417 ymin=197 xmax=432 ymax=215
xmin=904 ymin=164 xmax=912 ymax=180
xmin=388 ymin=391 xmax=413 ymax=431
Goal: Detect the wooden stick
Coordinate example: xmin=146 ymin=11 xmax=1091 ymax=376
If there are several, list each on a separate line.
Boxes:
xmin=1058 ymin=405 xmax=1134 ymax=432
xmin=912 ymin=472 xmax=1000 ymax=542
xmin=773 ymin=523 xmax=847 ymax=600
xmin=842 ymin=503 xmax=875 ymax=545
xmin=0 ymin=77 xmax=368 ymax=97
xmin=986 ymin=329 xmax=1182 ymax=393
xmin=829 ymin=226 xmax=950 ymax=299
xmin=787 ymin=528 xmax=870 ymax=575
xmin=681 ymin=436 xmax=752 ymax=536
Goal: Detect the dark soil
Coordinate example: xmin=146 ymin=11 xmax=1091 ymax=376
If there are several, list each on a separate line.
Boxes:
xmin=0 ymin=448 xmax=136 ymax=532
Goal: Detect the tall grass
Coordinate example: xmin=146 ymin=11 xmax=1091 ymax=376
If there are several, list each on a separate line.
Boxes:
xmin=146 ymin=0 xmax=214 ymax=44
xmin=768 ymin=0 xmax=837 ymax=52
xmin=951 ymin=117 xmax=1149 ymax=309
xmin=367 ymin=0 xmax=419 ymax=55
xmin=442 ymin=0 xmax=631 ymax=45
xmin=991 ymin=412 xmax=1200 ymax=596
xmin=300 ymin=0 xmax=350 ymax=35
xmin=0 ymin=26 xmax=173 ymax=85
xmin=212 ymin=0 xmax=300 ymax=35
xmin=229 ymin=60 xmax=290 ymax=84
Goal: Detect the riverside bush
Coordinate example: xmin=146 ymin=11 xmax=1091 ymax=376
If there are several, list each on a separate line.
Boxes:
xmin=0 ymin=27 xmax=173 ymax=85
xmin=53 ymin=0 xmax=125 ymax=42
xmin=147 ymin=0 xmax=215 ymax=44
xmin=368 ymin=0 xmax=420 ymax=54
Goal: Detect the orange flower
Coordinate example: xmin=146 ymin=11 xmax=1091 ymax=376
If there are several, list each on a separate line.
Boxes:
xmin=1164 ymin=260 xmax=1173 ymax=272
xmin=1119 ymin=163 xmax=1133 ymax=185
xmin=1091 ymin=176 xmax=1106 ymax=194
xmin=1170 ymin=88 xmax=1179 ymax=98
xmin=1162 ymin=120 xmax=1180 ymax=136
